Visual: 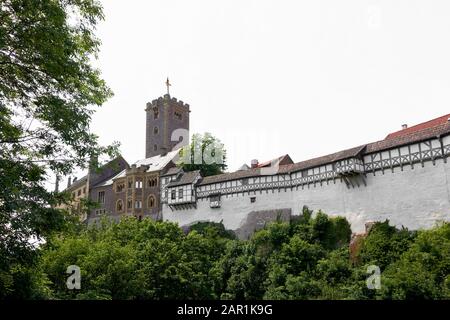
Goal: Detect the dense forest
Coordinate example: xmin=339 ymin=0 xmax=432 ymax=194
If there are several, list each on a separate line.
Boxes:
xmin=2 ymin=207 xmax=449 ymax=300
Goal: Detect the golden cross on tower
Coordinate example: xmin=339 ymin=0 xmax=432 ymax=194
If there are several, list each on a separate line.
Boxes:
xmin=166 ymin=77 xmax=171 ymax=95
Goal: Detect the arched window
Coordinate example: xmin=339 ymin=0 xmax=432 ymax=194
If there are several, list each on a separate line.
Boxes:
xmin=153 ymin=108 xmax=159 ymax=119
xmin=147 ymin=177 xmax=157 ymax=188
xmin=127 ymin=198 xmax=132 ymax=210
xmin=153 ymin=126 xmax=159 ymax=135
xmin=116 ymin=199 xmax=123 ymax=212
xmin=148 ymin=195 xmax=156 ymax=208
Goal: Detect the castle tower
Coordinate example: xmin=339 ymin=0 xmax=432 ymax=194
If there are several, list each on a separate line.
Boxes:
xmin=145 ymin=80 xmax=190 ymax=158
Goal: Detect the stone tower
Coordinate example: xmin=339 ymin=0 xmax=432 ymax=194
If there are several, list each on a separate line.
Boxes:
xmin=145 ymin=93 xmax=190 ymax=158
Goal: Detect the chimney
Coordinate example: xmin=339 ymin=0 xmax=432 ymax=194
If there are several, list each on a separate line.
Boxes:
xmin=251 ymin=159 xmax=259 ymax=169
xmin=401 ymin=124 xmax=408 ymax=130
xmin=67 ymin=176 xmax=72 ymax=188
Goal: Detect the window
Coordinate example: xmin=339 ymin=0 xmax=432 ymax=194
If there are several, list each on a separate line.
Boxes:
xmin=116 ymin=200 xmax=123 ymax=212
xmin=301 ymin=170 xmax=308 ymax=178
xmin=153 ymin=144 xmax=158 ymax=151
xmin=128 ymin=180 xmax=132 ymax=188
xmin=148 ymin=177 xmax=157 ymax=188
xmin=77 ymin=190 xmax=81 ymax=196
xmin=179 ymin=188 xmax=183 ymax=199
xmin=135 ymin=180 xmax=142 ymax=189
xmin=209 ymin=194 xmax=221 ymax=208
xmin=116 ymin=183 xmax=125 ymax=192
xmin=191 ymin=189 xmax=194 ymax=196
xmin=135 ymin=200 xmax=142 ymax=209
xmin=98 ymin=191 xmax=105 ymax=204
xmin=174 ymin=111 xmax=182 ymax=121
xmin=153 ymin=108 xmax=159 ymax=119
xmin=148 ymin=195 xmax=156 ymax=208
xmin=72 ymin=192 xmax=76 ymax=198
xmin=171 ymin=190 xmax=176 ymax=200
xmin=153 ymin=126 xmax=159 ymax=135
xmin=127 ymin=199 xmax=132 ymax=209
xmin=250 ymin=197 xmax=256 ymax=203
xmin=242 ymin=178 xmax=249 ymax=185
xmin=83 ymin=187 xmax=86 ymax=194
xmin=96 ymin=209 xmax=106 ymax=215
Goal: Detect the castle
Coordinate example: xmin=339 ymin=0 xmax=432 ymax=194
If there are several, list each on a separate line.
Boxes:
xmin=64 ymin=88 xmax=450 ymax=239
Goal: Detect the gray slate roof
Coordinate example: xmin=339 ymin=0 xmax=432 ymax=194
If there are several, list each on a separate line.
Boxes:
xmin=162 ymin=166 xmax=183 ymax=177
xmin=167 ymin=170 xmax=201 ymax=187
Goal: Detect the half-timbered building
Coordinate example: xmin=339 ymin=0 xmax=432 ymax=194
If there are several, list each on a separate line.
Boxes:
xmin=162 ymin=113 xmax=450 ymax=239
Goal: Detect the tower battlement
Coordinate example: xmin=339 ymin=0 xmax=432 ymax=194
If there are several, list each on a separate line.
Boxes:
xmin=145 ymin=92 xmax=190 ymax=159
xmin=145 ymin=95 xmax=190 ymax=111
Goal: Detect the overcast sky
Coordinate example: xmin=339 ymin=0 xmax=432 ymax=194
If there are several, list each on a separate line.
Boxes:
xmin=88 ymin=0 xmax=450 ymax=173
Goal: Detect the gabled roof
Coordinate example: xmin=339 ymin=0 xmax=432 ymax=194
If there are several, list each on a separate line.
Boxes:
xmin=66 ymin=176 xmax=88 ymax=191
xmin=134 ymin=149 xmax=180 ymax=172
xmin=255 ymin=154 xmax=294 ymax=168
xmin=367 ymin=115 xmax=450 ymax=153
xmin=279 ymin=145 xmax=366 ymax=174
xmin=161 ymin=166 xmax=183 ymax=177
xmin=385 ymin=114 xmax=450 ymax=139
xmin=167 ymin=170 xmax=201 ymax=187
xmin=94 ymin=150 xmax=181 ymax=187
xmin=196 ymin=114 xmax=450 ymax=186
xmin=199 ymin=168 xmax=261 ymax=185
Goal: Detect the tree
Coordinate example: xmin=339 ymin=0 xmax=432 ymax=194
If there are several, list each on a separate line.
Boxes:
xmin=178 ymin=133 xmax=227 ymax=177
xmin=378 ymin=222 xmax=450 ymax=299
xmin=358 ymin=220 xmax=417 ymax=270
xmin=0 ymin=0 xmax=117 ymax=298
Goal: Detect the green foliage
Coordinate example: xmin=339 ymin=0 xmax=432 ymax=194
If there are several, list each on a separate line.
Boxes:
xmin=5 ymin=208 xmax=450 ymax=300
xmin=188 ymin=221 xmax=236 ymax=240
xmin=178 ymin=133 xmax=227 ymax=177
xmin=358 ymin=220 xmax=417 ymax=270
xmin=378 ymin=222 xmax=450 ymax=299
xmin=0 ymin=0 xmax=118 ymax=298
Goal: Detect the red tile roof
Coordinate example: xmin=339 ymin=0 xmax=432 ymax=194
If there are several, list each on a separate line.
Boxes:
xmin=197 ymin=114 xmax=450 ymax=185
xmin=385 ymin=114 xmax=450 ymax=140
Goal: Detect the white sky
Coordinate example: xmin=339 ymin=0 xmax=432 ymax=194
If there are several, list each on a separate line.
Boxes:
xmin=88 ymin=0 xmax=450 ymax=173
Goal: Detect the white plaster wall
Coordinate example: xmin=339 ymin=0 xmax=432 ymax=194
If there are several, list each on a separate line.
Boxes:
xmin=163 ymin=159 xmax=450 ymax=234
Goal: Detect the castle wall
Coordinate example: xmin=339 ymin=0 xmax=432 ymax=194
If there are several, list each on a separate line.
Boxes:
xmin=163 ymin=158 xmax=450 ymax=236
